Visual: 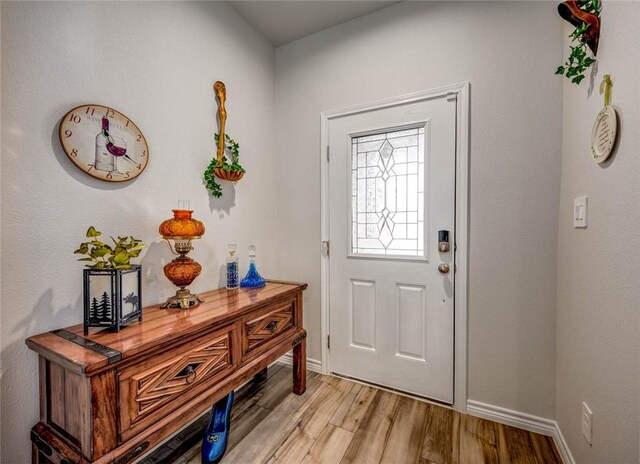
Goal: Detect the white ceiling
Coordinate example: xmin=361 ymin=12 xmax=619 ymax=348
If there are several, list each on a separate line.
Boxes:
xmin=229 ymin=1 xmax=401 ymax=47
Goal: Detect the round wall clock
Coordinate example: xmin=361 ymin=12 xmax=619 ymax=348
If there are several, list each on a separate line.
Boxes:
xmin=59 ymin=104 xmax=149 ymax=182
xmin=590 ymin=106 xmax=617 ymax=164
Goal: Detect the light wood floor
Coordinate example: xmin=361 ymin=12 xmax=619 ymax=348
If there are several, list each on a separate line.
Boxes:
xmin=166 ymin=364 xmax=561 ymax=464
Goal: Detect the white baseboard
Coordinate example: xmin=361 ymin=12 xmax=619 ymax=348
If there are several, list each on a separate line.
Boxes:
xmin=277 ymin=353 xmax=323 ymax=374
xmin=466 ymin=400 xmax=575 ymax=464
xmin=551 ymin=424 xmax=576 ymax=464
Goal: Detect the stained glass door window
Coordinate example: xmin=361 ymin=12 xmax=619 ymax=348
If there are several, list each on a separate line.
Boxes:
xmin=350 ymin=126 xmax=426 ymax=257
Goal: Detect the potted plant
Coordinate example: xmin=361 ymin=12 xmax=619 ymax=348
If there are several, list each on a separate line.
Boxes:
xmin=204 ymin=133 xmax=246 ymax=198
xmin=75 ymin=226 xmax=146 ymax=333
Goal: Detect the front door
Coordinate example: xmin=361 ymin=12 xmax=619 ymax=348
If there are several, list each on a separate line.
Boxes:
xmin=328 ymin=92 xmax=456 ymax=403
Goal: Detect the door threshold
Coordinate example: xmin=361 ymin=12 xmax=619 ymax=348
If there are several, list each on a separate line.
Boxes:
xmin=331 ymin=371 xmax=454 ymax=409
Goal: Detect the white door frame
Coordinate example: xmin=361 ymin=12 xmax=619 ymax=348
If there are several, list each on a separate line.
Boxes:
xmin=320 ymin=82 xmax=470 ymax=412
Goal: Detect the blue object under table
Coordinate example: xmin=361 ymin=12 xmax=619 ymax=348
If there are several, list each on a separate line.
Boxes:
xmin=201 ymin=392 xmax=234 ymax=464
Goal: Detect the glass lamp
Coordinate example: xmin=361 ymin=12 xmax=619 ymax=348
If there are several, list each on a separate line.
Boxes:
xmin=159 ymin=201 xmax=206 ymax=309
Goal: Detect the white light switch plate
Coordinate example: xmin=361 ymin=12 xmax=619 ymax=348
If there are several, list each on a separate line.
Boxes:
xmin=582 ymin=402 xmax=593 ymax=445
xmin=574 ymin=196 xmax=588 ymax=228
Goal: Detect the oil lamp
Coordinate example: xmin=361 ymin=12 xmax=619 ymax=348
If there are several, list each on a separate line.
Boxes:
xmin=159 ymin=201 xmax=206 ymax=309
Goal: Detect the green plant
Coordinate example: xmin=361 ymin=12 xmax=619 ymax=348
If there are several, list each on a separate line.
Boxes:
xmin=556 ymin=0 xmax=600 ymax=85
xmin=204 ymin=133 xmax=246 ymax=198
xmin=74 ymin=226 xmax=146 ymax=270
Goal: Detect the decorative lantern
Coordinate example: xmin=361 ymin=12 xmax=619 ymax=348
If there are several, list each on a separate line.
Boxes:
xmin=159 ymin=202 xmax=206 ymax=309
xmin=83 ymin=265 xmax=142 ymax=334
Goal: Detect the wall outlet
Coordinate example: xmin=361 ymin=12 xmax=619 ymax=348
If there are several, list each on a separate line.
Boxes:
xmin=581 ymin=401 xmax=593 ymax=445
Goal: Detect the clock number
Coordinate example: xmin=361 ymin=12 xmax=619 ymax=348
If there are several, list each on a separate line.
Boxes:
xmin=68 ymin=114 xmax=81 ymax=124
xmin=136 ymin=134 xmax=142 ymax=142
xmin=125 ymin=120 xmax=130 ymax=128
xmin=136 ymin=163 xmax=142 ymax=170
xmin=85 ymin=107 xmax=95 ymax=116
xmin=141 ymin=150 xmax=147 ymax=157
xmin=106 ymin=172 xmax=113 ymax=180
xmin=106 ymin=109 xmax=115 ymax=118
xmin=64 ymin=130 xmax=73 ymax=138
xmin=124 ymin=171 xmax=131 ymax=179
xmin=70 ymin=148 xmax=79 ymax=157
xmin=87 ymin=163 xmax=94 ymax=172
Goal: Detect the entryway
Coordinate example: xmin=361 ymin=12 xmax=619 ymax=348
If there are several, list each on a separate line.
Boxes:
xmin=321 ymin=84 xmax=469 ymax=406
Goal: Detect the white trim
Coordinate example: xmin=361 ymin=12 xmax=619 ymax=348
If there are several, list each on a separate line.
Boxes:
xmin=552 ymin=424 xmax=576 ymax=464
xmin=467 ymin=400 xmax=575 ymax=464
xmin=320 ymin=82 xmax=470 ymax=412
xmin=277 ymin=353 xmax=323 ymax=374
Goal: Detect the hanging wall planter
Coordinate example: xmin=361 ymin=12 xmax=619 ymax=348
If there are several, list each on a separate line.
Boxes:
xmin=204 ymin=81 xmax=246 ymax=198
xmin=556 ymin=0 xmax=601 ymax=85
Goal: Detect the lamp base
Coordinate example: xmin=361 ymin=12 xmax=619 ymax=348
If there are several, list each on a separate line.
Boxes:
xmin=161 ymin=288 xmax=204 ymax=309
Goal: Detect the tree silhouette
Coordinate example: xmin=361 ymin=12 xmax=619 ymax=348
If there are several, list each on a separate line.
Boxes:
xmin=98 ymin=291 xmax=111 ymax=321
xmin=90 ymin=297 xmax=99 ymax=319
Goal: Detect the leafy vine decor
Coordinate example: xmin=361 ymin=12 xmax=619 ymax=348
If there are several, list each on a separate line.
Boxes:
xmin=204 ymin=81 xmax=245 ymax=198
xmin=556 ymin=0 xmax=601 ymax=85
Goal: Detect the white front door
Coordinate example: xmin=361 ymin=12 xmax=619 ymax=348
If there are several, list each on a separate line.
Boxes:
xmin=328 ymin=93 xmax=456 ymax=403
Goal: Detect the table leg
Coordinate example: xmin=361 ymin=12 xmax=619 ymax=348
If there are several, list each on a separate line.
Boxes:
xmin=293 ymin=337 xmax=306 ymax=395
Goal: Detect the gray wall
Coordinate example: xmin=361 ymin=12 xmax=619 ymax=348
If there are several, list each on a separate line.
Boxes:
xmin=0 ymin=2 xmax=276 ymax=462
xmin=555 ymin=3 xmax=640 ymax=462
xmin=275 ymin=1 xmax=563 ymax=419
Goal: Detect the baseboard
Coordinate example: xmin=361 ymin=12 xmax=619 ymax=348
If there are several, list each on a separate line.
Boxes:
xmin=551 ymin=423 xmax=576 ymax=464
xmin=466 ymin=400 xmax=575 ymax=464
xmin=277 ymin=353 xmax=323 ymax=374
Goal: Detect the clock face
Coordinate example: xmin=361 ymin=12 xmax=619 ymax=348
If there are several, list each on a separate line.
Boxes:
xmin=59 ymin=104 xmax=149 ymax=182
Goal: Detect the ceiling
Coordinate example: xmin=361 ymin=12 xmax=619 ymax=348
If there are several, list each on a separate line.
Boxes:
xmin=229 ymin=1 xmax=401 ymax=47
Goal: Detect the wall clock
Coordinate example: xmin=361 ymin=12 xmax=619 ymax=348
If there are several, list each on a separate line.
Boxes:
xmin=59 ymin=104 xmax=149 ymax=182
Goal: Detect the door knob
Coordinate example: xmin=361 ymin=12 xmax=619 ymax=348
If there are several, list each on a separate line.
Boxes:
xmin=438 ymin=263 xmax=450 ymax=274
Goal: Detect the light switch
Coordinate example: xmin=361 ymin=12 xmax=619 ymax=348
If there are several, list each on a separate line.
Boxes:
xmin=573 ymin=196 xmax=588 ymax=228
xmin=581 ymin=402 xmax=593 ymax=445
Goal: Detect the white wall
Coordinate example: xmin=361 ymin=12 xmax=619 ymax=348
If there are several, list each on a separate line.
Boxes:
xmin=275 ymin=1 xmax=563 ymax=418
xmin=0 ymin=2 xmax=276 ymax=462
xmin=555 ymin=2 xmax=640 ymax=462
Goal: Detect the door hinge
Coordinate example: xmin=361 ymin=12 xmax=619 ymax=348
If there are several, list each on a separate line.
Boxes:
xmin=327 ymin=334 xmax=331 ymax=349
xmin=323 ymin=240 xmax=330 ymax=256
xmin=326 ymin=145 xmax=330 ymax=162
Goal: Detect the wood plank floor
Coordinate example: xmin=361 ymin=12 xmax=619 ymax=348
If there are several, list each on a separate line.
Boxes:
xmin=167 ymin=364 xmax=561 ymax=464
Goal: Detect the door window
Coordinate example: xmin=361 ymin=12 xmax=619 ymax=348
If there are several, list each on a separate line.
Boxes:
xmin=350 ymin=126 xmax=426 ymax=257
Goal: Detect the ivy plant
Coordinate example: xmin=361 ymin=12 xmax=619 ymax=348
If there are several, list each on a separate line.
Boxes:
xmin=556 ymin=0 xmax=600 ymax=85
xmin=74 ymin=226 xmax=146 ymax=270
xmin=204 ymin=133 xmax=246 ymax=198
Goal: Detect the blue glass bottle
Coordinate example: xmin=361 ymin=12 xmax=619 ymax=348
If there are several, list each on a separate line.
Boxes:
xmin=226 ymin=244 xmax=239 ymax=290
xmin=240 ymin=245 xmax=266 ymax=288
xmin=201 ymin=392 xmax=234 ymax=464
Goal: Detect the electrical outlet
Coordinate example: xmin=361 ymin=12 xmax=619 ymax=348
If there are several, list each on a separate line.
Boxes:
xmin=581 ymin=402 xmax=593 ymax=445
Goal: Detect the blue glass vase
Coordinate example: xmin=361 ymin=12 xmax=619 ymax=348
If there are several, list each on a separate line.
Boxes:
xmin=240 ymin=245 xmax=266 ymax=288
xmin=201 ymin=392 xmax=234 ymax=464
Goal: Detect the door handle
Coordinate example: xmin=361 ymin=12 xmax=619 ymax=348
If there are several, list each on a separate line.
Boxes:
xmin=438 ymin=263 xmax=450 ymax=274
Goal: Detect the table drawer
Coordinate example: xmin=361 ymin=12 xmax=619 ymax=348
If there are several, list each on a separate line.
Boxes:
xmin=118 ymin=325 xmax=236 ymax=440
xmin=242 ymin=299 xmax=296 ymax=360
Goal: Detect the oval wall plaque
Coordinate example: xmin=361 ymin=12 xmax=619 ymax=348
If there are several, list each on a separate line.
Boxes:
xmin=590 ymin=106 xmax=617 ymax=164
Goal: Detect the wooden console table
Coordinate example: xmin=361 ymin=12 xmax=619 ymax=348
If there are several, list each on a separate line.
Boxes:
xmin=26 ymin=281 xmax=307 ymax=464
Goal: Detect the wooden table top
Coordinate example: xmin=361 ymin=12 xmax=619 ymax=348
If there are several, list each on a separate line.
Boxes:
xmin=26 ymin=281 xmax=307 ymax=374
